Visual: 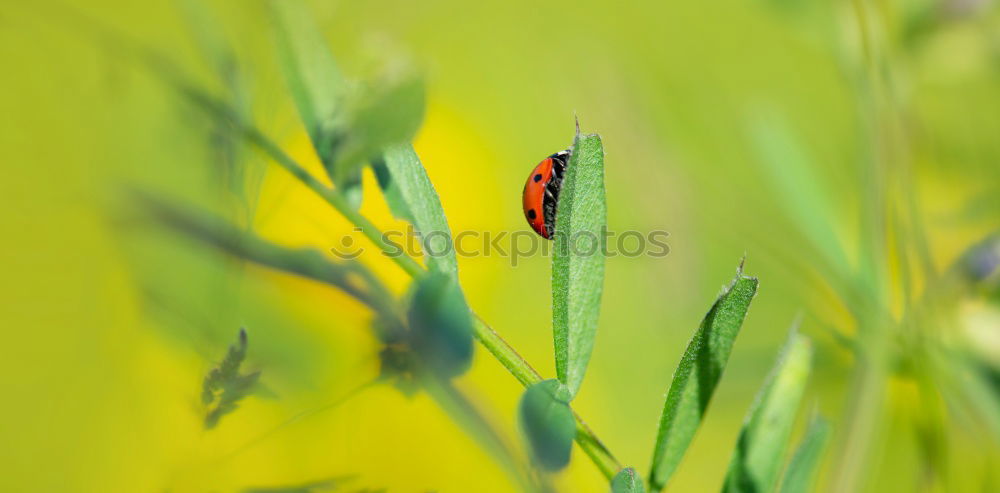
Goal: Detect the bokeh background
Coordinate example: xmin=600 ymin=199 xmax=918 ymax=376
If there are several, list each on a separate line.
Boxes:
xmin=2 ymin=0 xmax=999 ymax=491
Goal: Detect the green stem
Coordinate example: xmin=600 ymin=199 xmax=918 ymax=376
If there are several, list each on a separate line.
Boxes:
xmin=472 ymin=316 xmax=622 ymax=480
xmin=472 ymin=316 xmax=543 ymax=387
xmin=832 ymin=1 xmax=892 ymax=491
xmin=575 ymin=421 xmax=621 ymax=480
xmin=241 ymin=127 xmax=425 ymax=279
xmin=422 ymin=375 xmax=542 ymax=492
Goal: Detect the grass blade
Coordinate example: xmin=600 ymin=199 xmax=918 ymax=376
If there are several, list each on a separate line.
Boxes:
xmin=722 ymin=329 xmax=813 ymax=493
xmin=382 ymin=144 xmax=459 ymax=279
xmin=778 ymin=416 xmax=831 ymax=493
xmin=612 ymin=468 xmax=646 ymax=493
xmin=519 ymin=379 xmax=576 ymax=471
xmin=552 ymin=130 xmax=607 ymax=399
xmin=648 ymin=264 xmax=759 ymax=491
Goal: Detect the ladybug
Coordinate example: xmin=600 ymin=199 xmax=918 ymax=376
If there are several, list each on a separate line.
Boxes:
xmin=522 ymin=148 xmax=571 ymax=239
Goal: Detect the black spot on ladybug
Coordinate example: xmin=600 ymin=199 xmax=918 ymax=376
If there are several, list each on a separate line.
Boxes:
xmin=527 ymin=209 xmax=537 ymax=220
xmin=534 ymin=174 xmax=542 ymax=182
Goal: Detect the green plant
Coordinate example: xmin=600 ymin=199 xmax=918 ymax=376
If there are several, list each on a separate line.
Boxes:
xmin=120 ymin=3 xmax=835 ymax=490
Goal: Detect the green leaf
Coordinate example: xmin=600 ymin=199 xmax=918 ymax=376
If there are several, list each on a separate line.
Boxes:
xmin=722 ymin=329 xmax=813 ymax=493
xmin=334 ymin=76 xmax=426 ymax=185
xmin=552 ymin=130 xmax=607 ymax=399
xmin=269 ymin=0 xmax=360 ymax=206
xmin=371 ymin=157 xmax=414 ymax=224
xmin=519 ymin=379 xmax=576 ymax=471
xmin=611 ymin=468 xmax=646 ymax=493
xmin=270 ymin=0 xmax=343 ymax=147
xmin=648 ymin=264 xmax=759 ymax=491
xmin=407 ymin=272 xmax=473 ymax=378
xmin=382 ymin=144 xmax=459 ymax=279
xmin=778 ymin=416 xmax=831 ymax=493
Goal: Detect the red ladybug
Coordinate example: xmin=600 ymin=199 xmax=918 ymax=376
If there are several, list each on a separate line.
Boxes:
xmin=522 ymin=149 xmax=571 ymax=239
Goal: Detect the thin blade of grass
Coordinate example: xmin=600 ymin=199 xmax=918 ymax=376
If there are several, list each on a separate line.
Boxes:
xmin=612 ymin=468 xmax=646 ymax=493
xmin=722 ymin=329 xmax=813 ymax=493
xmin=381 ymin=144 xmax=459 ymax=279
xmin=648 ymin=264 xmax=759 ymax=491
xmin=552 ymin=130 xmax=607 ymax=399
xmin=778 ymin=415 xmax=831 ymax=493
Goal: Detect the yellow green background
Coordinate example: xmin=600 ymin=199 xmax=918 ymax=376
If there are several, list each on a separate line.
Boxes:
xmin=2 ymin=0 xmax=999 ymax=491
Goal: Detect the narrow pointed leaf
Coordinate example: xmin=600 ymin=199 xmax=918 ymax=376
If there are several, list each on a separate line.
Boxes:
xmin=519 ymin=379 xmax=576 ymax=471
xmin=722 ymin=330 xmax=813 ymax=493
xmin=552 ymin=131 xmax=607 ymax=398
xmin=333 ymin=76 xmax=426 ymax=184
xmin=270 ymin=1 xmax=343 ymax=138
xmin=382 ymin=144 xmax=459 ymax=279
xmin=648 ymin=265 xmax=759 ymax=491
xmin=407 ymin=272 xmax=473 ymax=378
xmin=612 ymin=468 xmax=646 ymax=493
xmin=269 ymin=0 xmax=360 ymax=205
xmin=779 ymin=416 xmax=831 ymax=493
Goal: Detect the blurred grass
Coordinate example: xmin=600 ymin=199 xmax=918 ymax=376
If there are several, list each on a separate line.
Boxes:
xmin=1 ymin=0 xmax=999 ymax=491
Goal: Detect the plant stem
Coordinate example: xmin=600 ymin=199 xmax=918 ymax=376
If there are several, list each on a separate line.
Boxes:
xmin=471 ymin=315 xmax=622 ymax=480
xmin=471 ymin=316 xmax=543 ymax=387
xmin=575 ymin=419 xmax=621 ymax=480
xmin=831 ymin=1 xmax=893 ymax=491
xmin=240 ymin=126 xmax=426 ymax=279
